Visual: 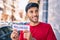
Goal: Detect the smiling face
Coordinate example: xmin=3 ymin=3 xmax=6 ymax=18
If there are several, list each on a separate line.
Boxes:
xmin=26 ymin=7 xmax=39 ymax=23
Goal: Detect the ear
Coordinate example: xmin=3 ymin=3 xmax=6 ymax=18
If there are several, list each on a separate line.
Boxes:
xmin=25 ymin=13 xmax=28 ymax=20
xmin=26 ymin=13 xmax=28 ymax=17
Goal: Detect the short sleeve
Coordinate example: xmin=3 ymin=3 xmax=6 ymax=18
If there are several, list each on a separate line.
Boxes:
xmin=47 ymin=24 xmax=57 ymax=40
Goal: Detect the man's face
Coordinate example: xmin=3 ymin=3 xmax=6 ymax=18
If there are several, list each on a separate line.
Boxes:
xmin=27 ymin=7 xmax=39 ymax=23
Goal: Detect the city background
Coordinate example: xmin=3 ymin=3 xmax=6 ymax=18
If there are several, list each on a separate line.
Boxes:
xmin=0 ymin=0 xmax=60 ymax=40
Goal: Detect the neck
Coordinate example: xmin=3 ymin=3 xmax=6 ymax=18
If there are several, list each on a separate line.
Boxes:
xmin=30 ymin=21 xmax=39 ymax=26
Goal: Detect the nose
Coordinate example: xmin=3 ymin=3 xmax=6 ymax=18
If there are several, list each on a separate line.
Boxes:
xmin=33 ymin=11 xmax=37 ymax=16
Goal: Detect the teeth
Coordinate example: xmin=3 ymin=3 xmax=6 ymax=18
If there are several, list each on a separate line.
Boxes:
xmin=33 ymin=17 xmax=37 ymax=19
xmin=34 ymin=17 xmax=37 ymax=18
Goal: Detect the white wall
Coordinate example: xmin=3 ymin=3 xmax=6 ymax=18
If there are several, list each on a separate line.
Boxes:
xmin=48 ymin=0 xmax=60 ymax=40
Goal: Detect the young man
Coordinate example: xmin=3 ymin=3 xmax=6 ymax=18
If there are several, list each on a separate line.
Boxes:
xmin=11 ymin=3 xmax=57 ymax=40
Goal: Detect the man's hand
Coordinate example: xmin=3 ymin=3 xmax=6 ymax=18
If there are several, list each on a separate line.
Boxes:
xmin=23 ymin=30 xmax=32 ymax=40
xmin=10 ymin=29 xmax=19 ymax=40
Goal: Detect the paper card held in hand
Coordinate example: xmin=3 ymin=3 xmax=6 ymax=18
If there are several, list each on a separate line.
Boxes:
xmin=12 ymin=22 xmax=30 ymax=31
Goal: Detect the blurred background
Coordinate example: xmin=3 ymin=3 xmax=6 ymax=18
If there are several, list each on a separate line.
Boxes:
xmin=0 ymin=0 xmax=60 ymax=40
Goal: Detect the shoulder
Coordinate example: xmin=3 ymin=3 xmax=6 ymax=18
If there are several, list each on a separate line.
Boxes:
xmin=39 ymin=22 xmax=54 ymax=33
xmin=39 ymin=22 xmax=52 ymax=29
xmin=40 ymin=22 xmax=51 ymax=26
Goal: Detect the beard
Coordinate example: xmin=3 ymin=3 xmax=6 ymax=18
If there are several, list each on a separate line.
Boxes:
xmin=29 ymin=16 xmax=39 ymax=23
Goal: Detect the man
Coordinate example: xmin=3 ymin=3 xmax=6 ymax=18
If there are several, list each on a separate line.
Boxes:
xmin=11 ymin=3 xmax=57 ymax=40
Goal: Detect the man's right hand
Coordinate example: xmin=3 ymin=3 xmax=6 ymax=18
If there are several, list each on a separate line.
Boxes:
xmin=11 ymin=29 xmax=19 ymax=40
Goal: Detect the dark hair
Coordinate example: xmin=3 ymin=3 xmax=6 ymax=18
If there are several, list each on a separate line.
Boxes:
xmin=25 ymin=3 xmax=39 ymax=12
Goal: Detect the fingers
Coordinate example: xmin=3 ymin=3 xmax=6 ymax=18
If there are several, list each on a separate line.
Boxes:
xmin=23 ymin=30 xmax=31 ymax=39
xmin=13 ymin=28 xmax=18 ymax=32
xmin=13 ymin=29 xmax=18 ymax=34
xmin=23 ymin=30 xmax=30 ymax=33
xmin=10 ymin=29 xmax=19 ymax=40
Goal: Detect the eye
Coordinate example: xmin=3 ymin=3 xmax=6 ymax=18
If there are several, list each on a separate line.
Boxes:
xmin=35 ymin=10 xmax=38 ymax=13
xmin=30 ymin=11 xmax=33 ymax=13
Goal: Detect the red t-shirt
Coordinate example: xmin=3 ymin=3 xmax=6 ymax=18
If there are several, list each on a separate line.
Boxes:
xmin=19 ymin=22 xmax=57 ymax=40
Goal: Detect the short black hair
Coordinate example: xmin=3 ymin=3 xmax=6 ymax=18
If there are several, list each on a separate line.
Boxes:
xmin=25 ymin=3 xmax=39 ymax=12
